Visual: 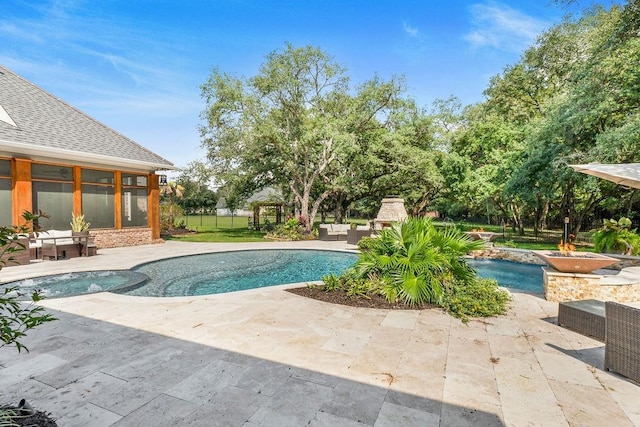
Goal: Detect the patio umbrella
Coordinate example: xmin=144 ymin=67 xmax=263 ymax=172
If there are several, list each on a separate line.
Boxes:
xmin=569 ymin=163 xmax=640 ymax=189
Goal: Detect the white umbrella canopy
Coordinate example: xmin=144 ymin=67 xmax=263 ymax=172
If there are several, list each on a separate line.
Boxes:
xmin=569 ymin=163 xmax=640 ymax=189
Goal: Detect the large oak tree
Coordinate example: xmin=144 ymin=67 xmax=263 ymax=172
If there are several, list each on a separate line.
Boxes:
xmin=199 ymin=44 xmax=404 ymax=230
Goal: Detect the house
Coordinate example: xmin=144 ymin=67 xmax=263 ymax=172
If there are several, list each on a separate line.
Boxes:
xmin=0 ymin=65 xmax=175 ymax=248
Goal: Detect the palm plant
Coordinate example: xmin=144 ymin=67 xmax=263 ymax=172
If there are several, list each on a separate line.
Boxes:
xmin=593 ymin=217 xmax=640 ymax=255
xmin=160 ymin=182 xmax=185 ymax=231
xmin=354 ymin=217 xmax=484 ymax=305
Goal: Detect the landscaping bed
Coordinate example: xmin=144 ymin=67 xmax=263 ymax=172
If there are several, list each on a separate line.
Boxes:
xmin=287 ymin=286 xmax=437 ymax=310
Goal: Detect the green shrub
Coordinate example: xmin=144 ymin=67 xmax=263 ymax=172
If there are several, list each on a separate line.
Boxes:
xmin=266 ymin=216 xmax=316 ymax=241
xmin=356 ymin=236 xmax=378 ymax=251
xmin=593 ymin=217 xmax=640 ymax=255
xmin=1 ymin=287 xmax=56 ymax=352
xmin=352 ymin=217 xmax=484 ymax=306
xmin=1 ymin=212 xmax=56 ymax=352
xmin=499 ymin=240 xmax=517 ymax=248
xmin=160 ymin=204 xmax=186 ymax=232
xmin=322 ymin=217 xmax=510 ymax=322
xmin=441 ymin=278 xmax=511 ymax=323
xmin=320 ymin=272 xmax=386 ymax=299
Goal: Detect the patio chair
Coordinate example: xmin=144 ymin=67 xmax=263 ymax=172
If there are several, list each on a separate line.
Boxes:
xmin=605 ymin=301 xmax=640 ymax=383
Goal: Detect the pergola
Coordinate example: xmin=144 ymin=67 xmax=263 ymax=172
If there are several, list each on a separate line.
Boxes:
xmin=250 ymin=201 xmax=285 ymax=230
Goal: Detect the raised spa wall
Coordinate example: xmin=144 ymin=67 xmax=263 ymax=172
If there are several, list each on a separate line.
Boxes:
xmin=471 ymin=247 xmax=640 ymax=303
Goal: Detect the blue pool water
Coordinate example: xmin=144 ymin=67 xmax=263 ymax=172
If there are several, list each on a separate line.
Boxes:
xmin=2 ymin=252 xmax=543 ymax=299
xmin=5 ymin=270 xmax=149 ymax=300
xmin=466 ymin=258 xmax=543 ymax=293
xmin=125 ymin=249 xmax=358 ymax=297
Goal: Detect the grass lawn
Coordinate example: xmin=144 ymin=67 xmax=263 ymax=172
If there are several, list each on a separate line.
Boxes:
xmin=171 ymin=215 xmax=596 ymax=250
xmin=165 ymin=228 xmax=268 ymax=243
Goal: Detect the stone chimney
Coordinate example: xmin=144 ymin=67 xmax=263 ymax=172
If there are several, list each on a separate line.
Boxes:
xmin=374 ymin=197 xmax=408 ymax=230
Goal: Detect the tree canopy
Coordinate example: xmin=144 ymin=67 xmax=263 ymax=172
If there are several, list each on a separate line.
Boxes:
xmin=194 ymin=1 xmax=640 ymax=232
xmin=199 ymin=43 xmax=436 ymax=229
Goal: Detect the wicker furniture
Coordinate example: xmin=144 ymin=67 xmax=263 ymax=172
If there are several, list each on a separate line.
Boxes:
xmin=39 ymin=230 xmax=89 ymax=260
xmin=605 ymin=302 xmax=640 ymax=383
xmin=318 ymin=224 xmax=349 ymax=241
xmin=558 ymin=299 xmax=605 ymax=342
xmin=346 ymin=227 xmax=372 ymax=245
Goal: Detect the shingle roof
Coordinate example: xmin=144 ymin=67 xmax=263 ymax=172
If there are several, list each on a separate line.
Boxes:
xmin=0 ymin=65 xmax=174 ymax=170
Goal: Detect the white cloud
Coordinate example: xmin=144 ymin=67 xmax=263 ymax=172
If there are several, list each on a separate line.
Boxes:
xmin=464 ymin=1 xmax=549 ymax=52
xmin=403 ymin=22 xmax=419 ymax=38
xmin=0 ymin=1 xmax=199 ymax=115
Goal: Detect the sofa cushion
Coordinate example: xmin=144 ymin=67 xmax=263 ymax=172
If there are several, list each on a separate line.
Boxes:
xmin=331 ymin=224 xmax=350 ymax=233
xmin=41 ymin=230 xmax=75 ymax=246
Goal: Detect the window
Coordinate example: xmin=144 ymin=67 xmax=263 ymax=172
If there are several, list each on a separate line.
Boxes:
xmin=31 ymin=163 xmax=74 ymax=229
xmin=0 ymin=159 xmax=10 ymax=227
xmin=82 ymin=169 xmax=115 ymax=228
xmin=82 ymin=169 xmax=115 ymax=184
xmin=122 ymin=173 xmax=148 ymax=227
xmin=32 ymin=164 xmax=73 ymax=181
xmin=32 ymin=181 xmax=73 ymax=229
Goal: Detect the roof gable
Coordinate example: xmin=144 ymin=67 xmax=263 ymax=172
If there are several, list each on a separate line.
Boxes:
xmin=0 ymin=65 xmax=174 ymax=170
xmin=0 ymin=104 xmax=16 ymax=127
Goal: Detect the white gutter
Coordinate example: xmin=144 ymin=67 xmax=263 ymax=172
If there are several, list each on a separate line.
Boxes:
xmin=0 ymin=139 xmax=176 ymax=171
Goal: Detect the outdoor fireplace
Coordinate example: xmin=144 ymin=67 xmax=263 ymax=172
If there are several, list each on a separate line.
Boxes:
xmin=374 ymin=197 xmax=408 ymax=230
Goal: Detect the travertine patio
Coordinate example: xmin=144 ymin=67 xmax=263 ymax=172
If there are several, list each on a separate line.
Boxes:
xmin=1 ymin=241 xmax=639 ymax=426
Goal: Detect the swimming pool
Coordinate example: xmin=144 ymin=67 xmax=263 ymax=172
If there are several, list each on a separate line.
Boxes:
xmin=6 ymin=270 xmax=149 ymax=300
xmin=466 ymin=258 xmax=543 ymax=293
xmin=2 ymin=252 xmax=543 ymax=299
xmin=126 ymin=249 xmax=358 ymax=297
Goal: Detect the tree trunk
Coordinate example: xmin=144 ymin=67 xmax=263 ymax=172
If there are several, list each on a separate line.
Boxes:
xmin=537 ymin=198 xmax=549 ymax=231
xmin=510 ymin=201 xmax=524 ymax=236
xmin=309 ymin=190 xmax=331 ymax=232
xmin=168 ymin=194 xmax=175 ymax=231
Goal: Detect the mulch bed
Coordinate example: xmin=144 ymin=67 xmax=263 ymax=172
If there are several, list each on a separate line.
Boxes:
xmin=286 ymin=286 xmax=438 ymax=310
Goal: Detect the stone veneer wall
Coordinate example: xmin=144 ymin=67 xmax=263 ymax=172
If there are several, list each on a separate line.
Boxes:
xmin=89 ymin=228 xmax=157 ymax=249
xmin=470 ymin=247 xmax=545 ymax=265
xmin=543 ymin=268 xmax=640 ymax=303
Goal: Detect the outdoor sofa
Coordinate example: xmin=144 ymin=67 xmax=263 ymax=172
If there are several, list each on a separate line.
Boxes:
xmin=39 ymin=230 xmax=90 ymax=260
xmin=318 ymin=224 xmax=350 ymax=241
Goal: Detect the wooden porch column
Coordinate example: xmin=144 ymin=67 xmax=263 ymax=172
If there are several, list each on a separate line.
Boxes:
xmin=73 ymin=166 xmax=82 ymax=215
xmin=148 ymin=173 xmax=160 ymax=240
xmin=12 ymin=158 xmax=32 ymax=227
xmin=114 ymin=171 xmax=122 ymax=229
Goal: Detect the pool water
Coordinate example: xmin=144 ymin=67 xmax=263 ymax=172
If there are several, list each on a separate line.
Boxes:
xmin=5 ymin=270 xmax=149 ymax=299
xmin=126 ymin=249 xmax=358 ymax=297
xmin=1 ymin=252 xmax=543 ymax=299
xmin=466 ymin=258 xmax=543 ymax=293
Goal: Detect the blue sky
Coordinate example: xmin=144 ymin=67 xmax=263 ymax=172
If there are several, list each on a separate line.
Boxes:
xmin=0 ymin=0 xmax=620 ymax=170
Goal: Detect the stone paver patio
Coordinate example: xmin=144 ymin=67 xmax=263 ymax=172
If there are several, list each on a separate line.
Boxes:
xmin=1 ymin=241 xmax=639 ymax=426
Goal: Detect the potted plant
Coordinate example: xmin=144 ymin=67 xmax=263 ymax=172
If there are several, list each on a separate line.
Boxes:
xmin=70 ymin=212 xmax=90 ymax=242
xmin=592 ymin=217 xmax=640 ymax=256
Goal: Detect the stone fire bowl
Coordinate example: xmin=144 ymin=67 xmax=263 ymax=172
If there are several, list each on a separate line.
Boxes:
xmin=532 ymin=250 xmax=619 ymax=274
